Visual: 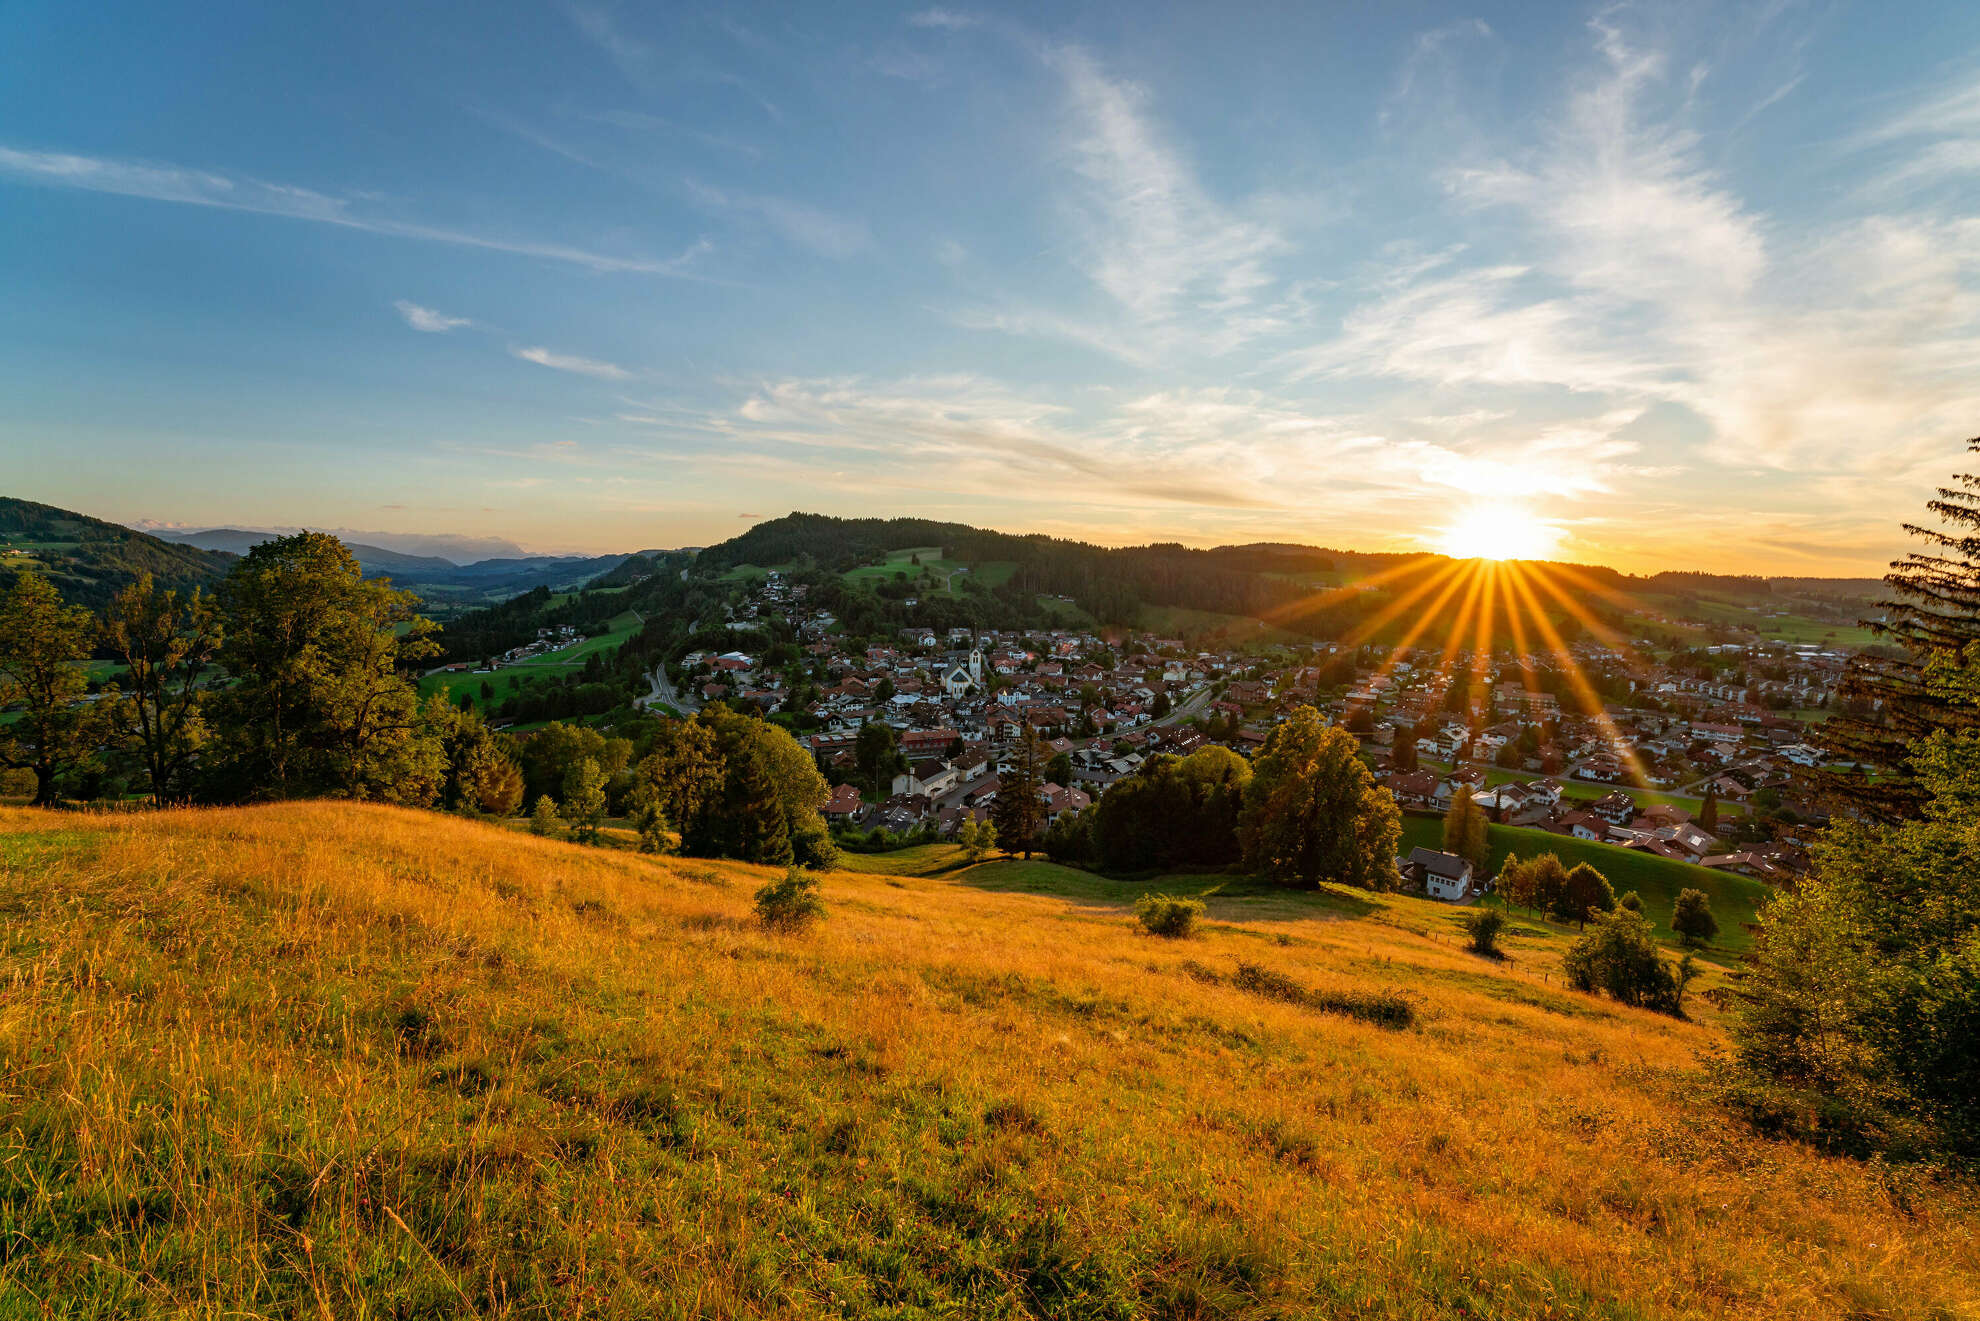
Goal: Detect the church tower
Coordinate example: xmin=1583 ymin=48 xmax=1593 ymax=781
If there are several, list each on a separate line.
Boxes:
xmin=969 ymin=647 xmax=983 ymax=687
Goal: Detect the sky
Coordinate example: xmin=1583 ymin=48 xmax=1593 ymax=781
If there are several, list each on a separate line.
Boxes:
xmin=3 ymin=1 xmax=1979 ymax=573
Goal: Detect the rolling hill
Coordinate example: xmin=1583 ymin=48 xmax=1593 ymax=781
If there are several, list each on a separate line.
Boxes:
xmin=4 ymin=801 xmax=1972 ymax=1318
xmin=0 ymin=496 xmax=234 ymax=611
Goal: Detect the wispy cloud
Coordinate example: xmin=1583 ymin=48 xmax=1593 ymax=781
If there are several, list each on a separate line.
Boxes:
xmin=394 ymin=300 xmax=472 ymax=333
xmin=907 ymin=9 xmax=978 ymax=30
xmin=684 ymin=179 xmax=870 ymax=258
xmin=1047 ymin=46 xmax=1288 ymax=342
xmin=512 ymin=346 xmax=632 ymax=380
xmin=0 ymin=144 xmax=710 ymax=276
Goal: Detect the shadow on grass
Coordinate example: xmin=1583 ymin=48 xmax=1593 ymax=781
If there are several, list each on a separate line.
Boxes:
xmin=950 ymin=858 xmax=1381 ymax=923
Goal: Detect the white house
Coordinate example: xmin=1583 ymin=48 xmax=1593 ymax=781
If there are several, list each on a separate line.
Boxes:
xmin=1404 ymin=847 xmax=1474 ymax=902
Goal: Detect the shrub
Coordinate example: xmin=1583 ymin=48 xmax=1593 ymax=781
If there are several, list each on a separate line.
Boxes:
xmin=1462 ymin=907 xmax=1505 ymax=956
xmin=1564 ymin=911 xmax=1681 ymax=1014
xmin=1134 ymin=893 xmax=1203 ymax=938
xmin=753 ymin=866 xmax=825 ymax=932
xmin=528 ymin=794 xmax=561 ymax=838
xmin=1618 ymin=889 xmax=1644 ymax=913
xmin=1672 ymin=888 xmax=1719 ymax=947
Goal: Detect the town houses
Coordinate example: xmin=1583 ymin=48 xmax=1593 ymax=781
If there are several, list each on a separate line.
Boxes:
xmin=678 ymin=570 xmax=1838 ymax=889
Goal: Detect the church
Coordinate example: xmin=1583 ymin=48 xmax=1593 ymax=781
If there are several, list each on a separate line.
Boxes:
xmin=941 ymin=647 xmax=983 ymax=699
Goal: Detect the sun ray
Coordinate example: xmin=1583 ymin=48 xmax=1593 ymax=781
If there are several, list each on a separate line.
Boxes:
xmin=1505 ymin=566 xmax=1654 ymax=789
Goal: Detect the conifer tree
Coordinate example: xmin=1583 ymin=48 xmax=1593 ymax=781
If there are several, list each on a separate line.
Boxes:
xmin=1824 ymin=437 xmax=1980 ymax=817
xmin=992 ymin=728 xmax=1046 ymax=858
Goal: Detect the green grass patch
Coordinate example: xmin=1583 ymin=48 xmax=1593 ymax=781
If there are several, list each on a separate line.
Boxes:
xmin=1400 ymin=818 xmax=1768 ymax=953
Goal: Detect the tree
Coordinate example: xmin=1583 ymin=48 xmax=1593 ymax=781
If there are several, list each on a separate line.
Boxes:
xmin=1238 ymin=706 xmax=1400 ymax=890
xmin=1698 ymin=781 xmax=1720 ymax=834
xmin=1557 ymin=862 xmax=1616 ymax=928
xmin=432 ymin=701 xmax=523 ymax=815
xmin=1152 ymin=690 xmax=1172 ymax=718
xmin=529 ymin=794 xmax=562 ymax=838
xmin=854 ymin=719 xmax=904 ymax=798
xmin=1045 ymin=751 xmax=1074 ymax=787
xmin=1492 ymin=852 xmax=1526 ymax=909
xmin=101 ymin=573 xmax=220 ymax=803
xmin=629 ymin=720 xmax=723 ymax=840
xmin=1821 ymin=439 xmax=1980 ymax=818
xmin=711 ymin=750 xmax=794 ymax=866
xmin=992 ymin=728 xmax=1046 ymax=859
xmin=957 ymin=816 xmax=996 ymax=862
xmin=210 ymin=533 xmax=439 ymax=801
xmin=1564 ymin=910 xmax=1682 ymax=1014
xmin=0 ymin=574 xmax=106 ymax=805
xmin=1617 ymin=889 xmax=1645 ymax=914
xmin=1524 ymin=852 xmax=1569 ymax=918
xmin=1442 ymin=785 xmax=1488 ymax=871
xmin=1672 ymin=888 xmax=1718 ymax=947
xmin=561 ymin=757 xmax=608 ymax=844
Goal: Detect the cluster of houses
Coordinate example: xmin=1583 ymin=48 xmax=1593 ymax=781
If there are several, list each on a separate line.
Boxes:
xmin=688 ymin=571 xmax=1840 ymax=888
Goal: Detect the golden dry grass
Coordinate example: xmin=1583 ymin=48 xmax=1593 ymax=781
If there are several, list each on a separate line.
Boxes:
xmin=0 ymin=802 xmax=1974 ymax=1319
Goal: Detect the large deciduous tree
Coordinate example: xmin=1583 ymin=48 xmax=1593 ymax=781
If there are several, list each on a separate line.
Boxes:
xmin=1238 ymin=706 xmax=1400 ymax=890
xmin=0 ymin=574 xmax=105 ymax=805
xmin=209 ymin=533 xmax=439 ymax=801
xmin=103 ymin=573 xmax=219 ymax=803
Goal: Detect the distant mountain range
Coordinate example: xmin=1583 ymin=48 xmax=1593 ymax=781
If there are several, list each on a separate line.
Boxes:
xmin=135 ymin=523 xmax=529 ymax=564
xmin=1 ymin=497 xmax=649 ymax=615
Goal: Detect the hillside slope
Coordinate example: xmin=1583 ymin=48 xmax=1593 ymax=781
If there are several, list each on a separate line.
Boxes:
xmin=0 ymin=496 xmax=233 ymax=610
xmin=2 ymin=804 xmax=1973 ymax=1318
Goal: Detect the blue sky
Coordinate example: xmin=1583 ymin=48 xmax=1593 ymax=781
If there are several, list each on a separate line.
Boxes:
xmin=4 ymin=1 xmax=1978 ymax=572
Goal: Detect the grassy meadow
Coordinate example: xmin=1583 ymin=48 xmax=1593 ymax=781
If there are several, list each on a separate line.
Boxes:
xmin=2 ymin=803 xmax=1975 ymax=1318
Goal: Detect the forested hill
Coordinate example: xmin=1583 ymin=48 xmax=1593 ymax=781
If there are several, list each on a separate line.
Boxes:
xmin=696 ymin=512 xmax=1637 ymax=633
xmin=0 ymin=496 xmax=234 ymax=611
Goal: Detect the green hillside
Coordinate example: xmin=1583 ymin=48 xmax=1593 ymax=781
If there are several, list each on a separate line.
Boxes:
xmin=1399 ymin=817 xmax=1772 ymax=952
xmin=0 ymin=496 xmax=233 ymax=611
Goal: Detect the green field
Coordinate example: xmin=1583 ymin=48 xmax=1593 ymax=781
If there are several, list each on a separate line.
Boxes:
xmin=419 ymin=610 xmax=644 ymax=712
xmin=1475 ymin=767 xmax=1734 ymax=818
xmin=1399 ymin=817 xmax=1770 ymax=952
xmin=1641 ymin=594 xmax=1880 ymax=648
xmin=841 ymin=547 xmax=969 ymax=596
xmin=1034 ymin=594 xmax=1095 ymax=626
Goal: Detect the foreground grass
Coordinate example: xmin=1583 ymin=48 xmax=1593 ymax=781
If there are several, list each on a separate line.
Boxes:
xmin=1 ymin=803 xmax=1975 ymax=1319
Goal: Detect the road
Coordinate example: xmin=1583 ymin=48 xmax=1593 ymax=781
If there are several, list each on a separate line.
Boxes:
xmin=638 ymin=662 xmax=699 ymax=714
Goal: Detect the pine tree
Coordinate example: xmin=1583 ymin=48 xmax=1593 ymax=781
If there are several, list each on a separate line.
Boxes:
xmin=1698 ymin=781 xmax=1719 ymax=834
xmin=529 ymin=794 xmax=562 ymax=837
xmin=1823 ymin=437 xmax=1980 ymax=818
xmin=726 ymin=753 xmax=795 ymax=866
xmin=1442 ymin=785 xmax=1488 ymax=871
xmin=992 ymin=729 xmax=1046 ymax=859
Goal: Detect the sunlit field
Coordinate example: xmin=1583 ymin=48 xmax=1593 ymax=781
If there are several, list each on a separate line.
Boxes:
xmin=2 ymin=802 xmax=1973 ymax=1318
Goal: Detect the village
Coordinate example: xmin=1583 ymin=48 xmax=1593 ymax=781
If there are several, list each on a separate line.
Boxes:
xmin=663 ymin=571 xmax=1847 ymax=898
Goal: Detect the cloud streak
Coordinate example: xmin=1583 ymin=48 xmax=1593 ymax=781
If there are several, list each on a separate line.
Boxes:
xmin=512 ymin=346 xmax=632 ymax=380
xmin=0 ymin=144 xmax=709 ymax=276
xmin=394 ymin=301 xmax=471 ymax=333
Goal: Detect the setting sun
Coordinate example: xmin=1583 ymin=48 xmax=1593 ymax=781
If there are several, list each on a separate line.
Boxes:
xmin=1436 ymin=502 xmax=1562 ymax=562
